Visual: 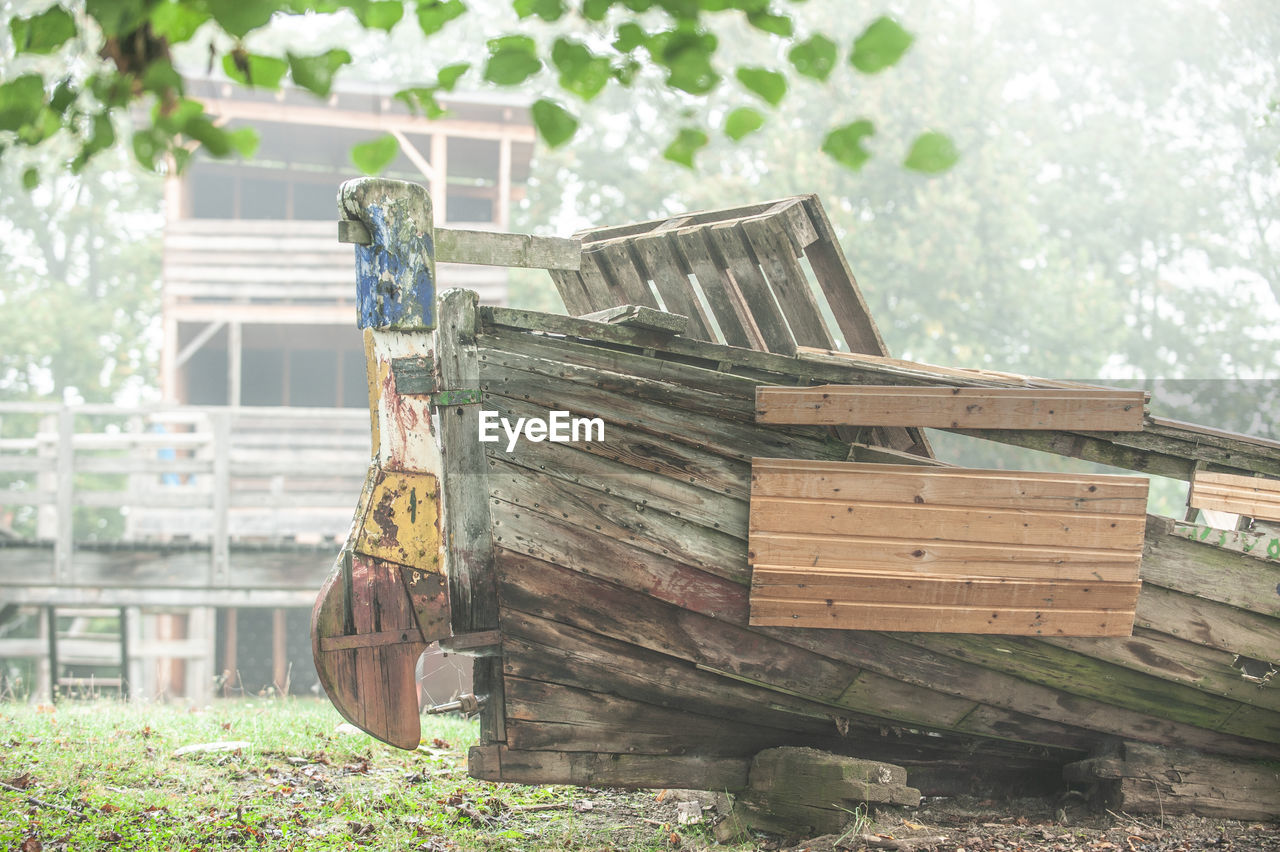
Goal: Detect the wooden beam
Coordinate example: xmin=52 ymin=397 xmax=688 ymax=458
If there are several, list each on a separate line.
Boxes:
xmin=577 ymin=304 xmax=688 ymax=334
xmin=389 ymin=129 xmax=436 ymax=182
xmin=174 ymin=320 xmax=226 ymax=369
xmin=756 ymin=385 xmax=1147 ymax=430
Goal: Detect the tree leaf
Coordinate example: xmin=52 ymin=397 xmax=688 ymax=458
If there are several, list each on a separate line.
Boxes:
xmin=724 ymin=106 xmax=764 ymax=141
xmin=288 ymin=49 xmax=352 ymax=97
xmin=222 ymin=52 xmax=289 ymax=89
xmin=903 ymin=131 xmax=959 ymax=174
xmin=788 ymin=34 xmax=836 ymax=81
xmin=514 ymin=0 xmax=565 ymax=21
xmin=359 ymin=1 xmax=404 ymax=30
xmin=648 ymin=28 xmax=719 ymax=95
xmin=850 ymin=16 xmax=914 ymax=74
xmin=149 ymin=2 xmax=211 ymax=43
xmin=552 ymin=38 xmax=611 ymax=101
xmin=351 ymin=133 xmax=399 ymax=174
xmin=227 ymin=127 xmax=260 ymax=158
xmin=531 ymin=98 xmax=579 ymax=147
xmin=10 ymin=6 xmax=77 ymax=54
xmin=84 ymin=0 xmax=150 ymax=38
xmin=746 ymin=9 xmax=792 ymax=37
xmin=0 ymin=75 xmax=46 ymax=133
xmin=206 ymin=0 xmax=280 ymax=39
xmin=821 ymin=119 xmax=875 ymax=170
xmin=21 ymin=167 xmax=39 ymax=190
xmin=484 ymin=35 xmax=542 ymax=85
xmin=416 ymin=0 xmax=464 ymax=36
xmin=735 ymin=67 xmax=786 ymax=107
xmin=582 ymin=0 xmax=610 ymax=20
xmin=395 ymin=87 xmax=447 ymax=118
xmin=437 ymin=62 xmax=469 ymax=91
xmin=663 ymin=127 xmax=708 ymax=168
xmin=613 ymin=22 xmax=647 ymax=53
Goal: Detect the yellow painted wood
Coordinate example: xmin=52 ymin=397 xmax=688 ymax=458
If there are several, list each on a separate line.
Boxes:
xmin=355 ymin=468 xmax=443 ymax=573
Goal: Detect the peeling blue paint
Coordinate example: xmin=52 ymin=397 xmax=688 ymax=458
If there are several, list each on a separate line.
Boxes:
xmin=355 ymin=202 xmax=436 ymax=330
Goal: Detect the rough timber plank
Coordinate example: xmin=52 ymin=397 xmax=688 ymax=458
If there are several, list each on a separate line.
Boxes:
xmin=629 ymin=232 xmax=714 ymax=339
xmin=707 ymin=222 xmax=797 ymax=354
xmin=756 ymin=385 xmax=1147 ymax=431
xmin=670 ymin=227 xmax=759 ymax=348
xmin=1190 ymin=471 xmax=1280 ymax=522
xmin=574 ymin=248 xmax=623 ymax=312
xmin=596 ymin=242 xmax=660 ymax=309
xmin=469 ymin=745 xmax=750 ymax=791
xmin=577 ymin=304 xmax=688 ymax=335
xmin=798 ymin=196 xmax=888 ymax=356
xmin=1134 ymin=583 xmax=1280 ymax=662
xmin=750 ymin=599 xmax=1136 ymax=636
xmin=1144 ymin=516 xmax=1280 ymax=618
xmin=740 ymin=216 xmax=836 ymax=349
xmin=435 ymin=288 xmax=504 ymax=743
xmin=547 ymin=269 xmax=596 ymax=317
xmin=432 ymin=228 xmax=580 ymax=270
xmin=1064 ymin=743 xmax=1280 ymax=819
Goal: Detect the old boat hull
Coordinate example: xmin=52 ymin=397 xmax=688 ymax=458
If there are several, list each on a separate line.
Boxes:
xmin=314 ymin=178 xmax=1280 ymax=816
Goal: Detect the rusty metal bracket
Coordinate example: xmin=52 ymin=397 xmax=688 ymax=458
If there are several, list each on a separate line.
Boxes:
xmin=431 ymin=388 xmax=482 ymax=407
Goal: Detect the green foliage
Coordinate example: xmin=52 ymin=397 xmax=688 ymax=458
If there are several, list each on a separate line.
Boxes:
xmin=735 ymin=66 xmax=786 ymax=106
xmin=484 ymin=34 xmax=543 ymax=85
xmin=0 ymin=1 xmax=949 ymax=177
xmin=724 ymin=106 xmax=764 ymax=141
xmin=903 ymin=130 xmax=958 ymax=174
xmin=821 ymin=119 xmax=875 ymax=170
xmin=9 ymin=6 xmax=77 ymax=54
xmin=663 ymin=127 xmax=708 ymax=168
xmin=788 ymin=34 xmax=837 ymax=81
xmin=531 ymin=98 xmax=579 ymax=147
xmin=849 ymin=15 xmax=914 ymax=73
xmin=350 ymin=132 xmax=400 ymax=174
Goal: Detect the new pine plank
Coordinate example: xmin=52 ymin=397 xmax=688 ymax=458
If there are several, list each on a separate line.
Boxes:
xmin=749 ymin=598 xmax=1136 ymax=636
xmin=756 ymin=385 xmax=1146 ymax=431
xmin=749 ymin=496 xmax=1147 ymax=550
xmin=747 ymin=532 xmax=1142 ymax=582
xmin=750 ymin=568 xmax=1142 ymax=611
xmin=1189 ymin=471 xmax=1280 ymax=522
xmin=752 ymin=459 xmax=1149 ymax=514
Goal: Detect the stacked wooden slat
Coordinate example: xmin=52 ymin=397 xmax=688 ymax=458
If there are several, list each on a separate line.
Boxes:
xmin=548 ymin=196 xmax=925 ymax=455
xmin=1189 ymin=470 xmax=1280 ymax=523
xmin=756 ymin=385 xmax=1147 ymax=431
xmin=748 ymin=459 xmax=1148 ymax=636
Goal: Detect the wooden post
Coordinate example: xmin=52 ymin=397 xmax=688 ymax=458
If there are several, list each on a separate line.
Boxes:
xmin=497 ymin=136 xmax=512 ymax=231
xmin=211 ymin=411 xmax=231 ymax=585
xmin=222 ymin=607 xmax=238 ymax=697
xmin=430 ymin=134 xmax=448 ymax=224
xmin=436 ymin=288 xmax=504 ymax=743
xmin=118 ymin=606 xmax=129 ymax=698
xmin=45 ymin=605 xmax=58 ymax=703
xmin=125 ymin=606 xmax=143 ymax=700
xmin=54 ymin=408 xmax=74 ymax=585
xmin=227 ymin=321 xmax=242 ymax=406
xmin=272 ymin=607 xmax=288 ymax=695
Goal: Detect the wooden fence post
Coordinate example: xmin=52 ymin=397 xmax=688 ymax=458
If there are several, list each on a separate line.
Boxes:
xmin=54 ymin=408 xmax=74 ymax=585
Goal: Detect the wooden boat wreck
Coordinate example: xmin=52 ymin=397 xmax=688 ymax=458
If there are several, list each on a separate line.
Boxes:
xmin=312 ymin=178 xmax=1280 ymax=822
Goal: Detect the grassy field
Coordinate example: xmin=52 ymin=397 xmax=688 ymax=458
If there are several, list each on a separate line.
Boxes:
xmin=0 ymin=699 xmax=724 ymax=851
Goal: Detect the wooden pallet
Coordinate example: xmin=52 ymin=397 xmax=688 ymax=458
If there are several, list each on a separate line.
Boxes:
xmin=748 ymin=459 xmax=1147 ymax=636
xmin=756 ymin=385 xmax=1147 ymax=431
xmin=548 ymin=196 xmax=926 ymax=456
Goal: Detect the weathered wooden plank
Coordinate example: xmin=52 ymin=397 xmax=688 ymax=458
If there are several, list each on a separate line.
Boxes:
xmin=547 ymin=269 xmax=598 ymax=317
xmin=595 ymin=242 xmax=660 ymax=309
xmin=1190 ymin=471 xmax=1280 ymax=522
xmin=798 ymin=196 xmax=888 ymax=356
xmin=491 ymin=498 xmax=749 ymax=620
xmin=1134 ymin=583 xmax=1280 ymax=662
xmin=905 ymin=635 xmax=1280 ymax=742
xmin=751 ymin=599 xmax=1135 ymax=636
xmin=435 ymin=288 xmax=503 ymax=744
xmin=432 ymin=228 xmax=581 ymax=270
xmin=577 ymin=304 xmax=688 ymax=334
xmin=1143 ymin=516 xmax=1280 ymax=618
xmin=749 ymin=496 xmax=1147 ymax=550
xmin=751 ymin=569 xmax=1141 ymax=611
xmin=469 ymin=745 xmax=751 ymax=791
xmin=1047 ymin=627 xmax=1280 ymax=712
xmin=752 ymin=458 xmax=1149 ymax=514
xmin=740 ymin=216 xmax=836 ymax=349
xmin=748 ymin=532 xmax=1141 ymax=582
xmin=670 ymin=227 xmax=759 ymax=348
xmin=483 ymin=402 xmax=747 ymax=536
xmin=574 ymin=248 xmax=623 ymax=312
xmin=629 ymin=233 xmax=714 ymax=339
xmin=1173 ymin=520 xmax=1280 ymax=564
xmin=757 ymin=385 xmax=1147 ymax=431
xmin=707 ymin=222 xmax=796 ymax=354
xmin=504 ymin=675 xmax=804 ymax=755
xmin=488 ymin=460 xmax=749 ymax=583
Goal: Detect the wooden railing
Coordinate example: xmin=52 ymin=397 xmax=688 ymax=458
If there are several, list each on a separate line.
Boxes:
xmin=0 ymin=403 xmax=371 ymax=601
